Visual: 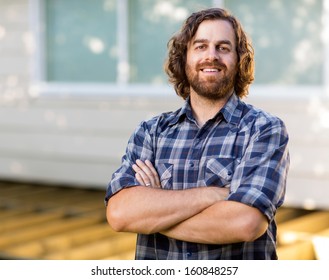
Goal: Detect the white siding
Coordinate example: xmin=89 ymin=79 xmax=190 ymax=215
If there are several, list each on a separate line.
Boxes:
xmin=0 ymin=93 xmax=182 ymax=188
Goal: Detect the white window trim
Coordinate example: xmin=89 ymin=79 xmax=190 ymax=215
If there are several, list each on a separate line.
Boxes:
xmin=116 ymin=0 xmax=129 ymax=84
xmin=323 ymin=0 xmax=329 ymax=97
xmin=28 ymin=0 xmax=328 ymax=100
xmin=29 ymin=0 xmax=46 ymax=83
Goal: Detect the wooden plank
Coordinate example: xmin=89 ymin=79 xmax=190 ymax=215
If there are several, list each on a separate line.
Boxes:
xmin=277 ymin=240 xmax=315 ymax=260
xmin=0 ymin=183 xmax=30 ymax=192
xmin=0 ymin=184 xmax=48 ymax=198
xmin=278 ymin=211 xmax=329 ymax=245
xmin=3 ymin=223 xmax=125 ymax=259
xmin=0 ymin=188 xmax=106 ymax=213
xmin=10 ymin=188 xmax=103 ymax=206
xmin=312 ymin=228 xmax=329 ymax=260
xmin=104 ymin=250 xmax=135 ymax=260
xmin=0 ymin=213 xmax=104 ymax=248
xmin=44 ymin=234 xmax=136 ymax=260
xmin=275 ymin=207 xmax=313 ymax=224
xmin=0 ymin=209 xmax=66 ymax=233
xmin=0 ymin=207 xmax=35 ymax=219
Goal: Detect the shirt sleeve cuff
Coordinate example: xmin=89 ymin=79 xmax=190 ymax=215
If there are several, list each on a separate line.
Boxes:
xmin=227 ymin=187 xmax=277 ymax=222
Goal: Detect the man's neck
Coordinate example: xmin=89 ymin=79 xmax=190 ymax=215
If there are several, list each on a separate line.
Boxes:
xmin=189 ymin=90 xmax=233 ymax=127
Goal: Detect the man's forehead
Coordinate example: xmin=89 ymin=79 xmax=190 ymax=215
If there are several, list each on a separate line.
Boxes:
xmin=192 ymin=19 xmax=236 ymax=43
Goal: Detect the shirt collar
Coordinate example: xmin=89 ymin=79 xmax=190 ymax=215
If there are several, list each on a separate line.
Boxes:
xmin=220 ymin=93 xmax=243 ymax=126
xmin=169 ymin=93 xmax=243 ymax=126
xmin=168 ymin=97 xmax=194 ymax=126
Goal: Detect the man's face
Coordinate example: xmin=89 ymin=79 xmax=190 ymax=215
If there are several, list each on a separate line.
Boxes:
xmin=185 ymin=19 xmax=238 ymax=100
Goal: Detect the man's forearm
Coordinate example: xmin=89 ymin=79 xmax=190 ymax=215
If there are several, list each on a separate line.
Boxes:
xmin=161 ymin=200 xmax=268 ymax=244
xmin=107 ymin=186 xmax=227 ymax=234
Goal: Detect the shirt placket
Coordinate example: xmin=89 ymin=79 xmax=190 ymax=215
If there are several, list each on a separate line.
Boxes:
xmin=183 ymin=124 xmax=211 ymax=259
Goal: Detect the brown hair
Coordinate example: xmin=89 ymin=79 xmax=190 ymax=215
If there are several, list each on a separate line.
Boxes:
xmin=164 ymin=8 xmax=254 ymax=99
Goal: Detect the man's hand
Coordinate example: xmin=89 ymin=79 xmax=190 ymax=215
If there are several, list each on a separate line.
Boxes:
xmin=132 ymin=159 xmax=161 ymax=188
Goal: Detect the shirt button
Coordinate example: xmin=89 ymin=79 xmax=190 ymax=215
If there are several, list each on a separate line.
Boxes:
xmin=186 ymin=252 xmax=192 ymax=258
xmin=189 ymin=162 xmax=194 ymax=168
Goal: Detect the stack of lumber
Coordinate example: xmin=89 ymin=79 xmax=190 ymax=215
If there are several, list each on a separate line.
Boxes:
xmin=0 ymin=182 xmax=135 ymax=260
xmin=1 ymin=181 xmax=328 ymax=260
xmin=276 ymin=208 xmax=329 ymax=260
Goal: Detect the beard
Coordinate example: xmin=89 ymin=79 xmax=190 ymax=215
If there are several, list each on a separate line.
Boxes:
xmin=186 ymin=61 xmax=237 ymax=101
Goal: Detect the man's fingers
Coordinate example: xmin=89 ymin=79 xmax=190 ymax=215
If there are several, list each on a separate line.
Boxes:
xmin=135 ymin=172 xmax=146 ymax=186
xmin=133 ymin=163 xmax=150 ymax=186
xmin=133 ymin=160 xmax=155 ymax=186
xmin=145 ymin=160 xmax=161 ymax=187
xmin=133 ymin=159 xmax=161 ymax=188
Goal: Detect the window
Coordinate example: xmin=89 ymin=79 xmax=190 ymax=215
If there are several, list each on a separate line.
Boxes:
xmin=43 ymin=0 xmax=214 ymax=85
xmin=45 ymin=0 xmax=117 ymax=82
xmin=225 ymin=0 xmax=324 ymax=85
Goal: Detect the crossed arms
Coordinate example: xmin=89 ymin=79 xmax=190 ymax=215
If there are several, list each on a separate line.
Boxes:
xmin=106 ymin=160 xmax=268 ymax=245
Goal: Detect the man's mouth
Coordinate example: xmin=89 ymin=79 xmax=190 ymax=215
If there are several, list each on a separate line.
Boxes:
xmin=198 ymin=62 xmax=225 ymax=73
xmin=201 ymin=68 xmax=221 ymax=73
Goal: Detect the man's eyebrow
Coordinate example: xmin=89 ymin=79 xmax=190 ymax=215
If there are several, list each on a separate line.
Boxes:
xmin=192 ymin=39 xmax=208 ymax=45
xmin=192 ymin=39 xmax=233 ymax=46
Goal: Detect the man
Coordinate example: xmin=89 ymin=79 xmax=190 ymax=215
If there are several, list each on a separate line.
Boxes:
xmin=105 ymin=8 xmax=289 ymax=260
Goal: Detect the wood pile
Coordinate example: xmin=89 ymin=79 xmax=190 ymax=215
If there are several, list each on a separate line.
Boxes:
xmin=0 ymin=182 xmax=328 ymax=260
xmin=0 ymin=182 xmax=135 ymax=260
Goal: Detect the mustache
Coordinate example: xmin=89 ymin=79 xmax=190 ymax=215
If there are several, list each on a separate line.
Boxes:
xmin=197 ymin=61 xmax=227 ymax=70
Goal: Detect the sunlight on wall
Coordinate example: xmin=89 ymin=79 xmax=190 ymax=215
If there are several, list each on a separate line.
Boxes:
xmin=0 ymin=25 xmax=6 ymax=39
xmin=10 ymin=161 xmax=24 ymax=175
xmin=308 ymin=97 xmax=329 ymax=131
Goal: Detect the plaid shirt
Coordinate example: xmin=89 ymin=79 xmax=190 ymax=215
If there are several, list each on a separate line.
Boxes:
xmin=105 ymin=93 xmax=290 ymax=260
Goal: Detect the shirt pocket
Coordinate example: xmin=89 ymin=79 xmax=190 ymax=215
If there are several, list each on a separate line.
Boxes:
xmin=156 ymin=162 xmax=173 ymax=190
xmin=204 ymin=157 xmax=234 ymax=187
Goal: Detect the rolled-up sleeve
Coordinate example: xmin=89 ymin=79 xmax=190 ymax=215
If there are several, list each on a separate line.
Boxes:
xmin=227 ymin=117 xmax=290 ymax=222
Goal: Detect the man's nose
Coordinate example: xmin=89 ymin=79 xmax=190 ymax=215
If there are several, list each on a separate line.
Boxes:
xmin=205 ymin=46 xmax=219 ymax=61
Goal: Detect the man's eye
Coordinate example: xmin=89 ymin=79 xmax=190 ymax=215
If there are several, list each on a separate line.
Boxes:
xmin=218 ymin=46 xmax=229 ymax=52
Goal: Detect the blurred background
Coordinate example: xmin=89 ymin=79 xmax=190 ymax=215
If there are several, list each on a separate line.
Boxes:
xmin=0 ymin=0 xmax=329 ymax=260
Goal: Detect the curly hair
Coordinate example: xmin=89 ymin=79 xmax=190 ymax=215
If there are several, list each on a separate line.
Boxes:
xmin=164 ymin=8 xmax=254 ymax=99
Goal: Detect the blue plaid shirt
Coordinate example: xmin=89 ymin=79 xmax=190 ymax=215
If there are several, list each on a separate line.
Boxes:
xmin=105 ymin=93 xmax=290 ymax=260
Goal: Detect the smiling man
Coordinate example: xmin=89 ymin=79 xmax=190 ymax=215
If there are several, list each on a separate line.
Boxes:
xmin=105 ymin=8 xmax=290 ymax=260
